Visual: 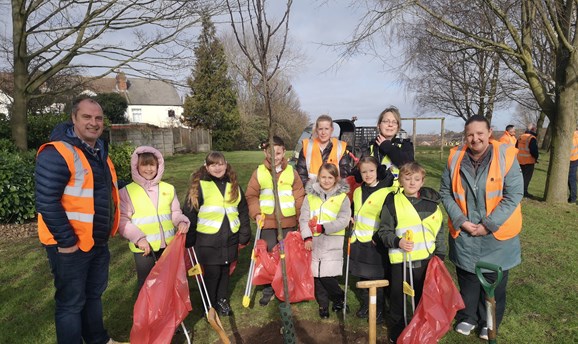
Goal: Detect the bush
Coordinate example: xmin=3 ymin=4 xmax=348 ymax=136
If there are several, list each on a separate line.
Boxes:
xmin=28 ymin=113 xmax=70 ymax=149
xmin=109 ymin=141 xmax=135 ymax=186
xmin=0 ymin=150 xmax=36 ymax=224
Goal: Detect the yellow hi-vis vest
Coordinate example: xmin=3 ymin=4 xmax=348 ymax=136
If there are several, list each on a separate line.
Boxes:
xmin=307 ymin=192 xmax=348 ymax=236
xmin=388 ymin=193 xmax=443 ymax=264
xmin=351 ymin=186 xmax=391 ymax=243
xmin=256 ymin=164 xmax=296 ymax=217
xmin=197 ymin=180 xmax=241 ymax=234
xmin=125 ymin=181 xmax=176 ymax=253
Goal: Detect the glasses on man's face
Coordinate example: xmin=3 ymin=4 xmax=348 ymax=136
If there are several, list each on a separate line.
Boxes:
xmin=381 ymin=120 xmax=398 ymax=126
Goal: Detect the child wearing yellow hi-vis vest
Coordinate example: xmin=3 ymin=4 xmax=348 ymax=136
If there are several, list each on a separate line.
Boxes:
xmin=118 ymin=146 xmax=190 ymax=290
xmin=299 ymin=163 xmax=351 ymax=319
xmin=182 ymin=151 xmax=251 ymax=317
xmin=376 ymin=161 xmax=446 ymax=343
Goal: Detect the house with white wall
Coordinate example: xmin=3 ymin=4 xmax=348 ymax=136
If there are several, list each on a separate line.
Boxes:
xmin=85 ymin=71 xmax=184 ymax=127
xmin=0 ymin=92 xmax=11 ymax=115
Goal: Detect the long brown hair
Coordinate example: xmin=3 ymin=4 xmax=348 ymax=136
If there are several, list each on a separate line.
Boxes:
xmin=187 ymin=151 xmax=240 ymax=210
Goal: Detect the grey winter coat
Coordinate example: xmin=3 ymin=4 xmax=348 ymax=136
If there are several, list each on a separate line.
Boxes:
xmin=439 ymin=144 xmax=524 ymax=273
xmin=299 ymin=180 xmax=351 ymax=278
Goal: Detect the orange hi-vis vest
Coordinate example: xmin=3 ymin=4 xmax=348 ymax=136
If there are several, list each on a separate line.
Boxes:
xmin=302 ymin=137 xmax=347 ymax=179
xmin=517 ymin=133 xmax=536 ymax=165
xmin=498 ymin=131 xmax=516 ymax=145
xmin=447 ymin=142 xmax=522 ymax=241
xmin=37 ymin=141 xmax=120 ymax=252
xmin=571 ymin=131 xmax=578 ymax=162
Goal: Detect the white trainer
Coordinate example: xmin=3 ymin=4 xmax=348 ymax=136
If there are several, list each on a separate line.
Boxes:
xmin=455 ymin=321 xmax=476 ymax=336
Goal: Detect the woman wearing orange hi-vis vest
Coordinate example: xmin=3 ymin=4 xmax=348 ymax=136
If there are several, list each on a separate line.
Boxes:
xmin=440 ymin=115 xmax=523 ymax=341
xmin=296 ymin=114 xmax=352 ymax=186
xmin=569 ymin=127 xmax=578 ymax=203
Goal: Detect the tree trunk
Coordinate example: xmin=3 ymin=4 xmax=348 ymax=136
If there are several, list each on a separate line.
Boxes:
xmin=11 ymin=0 xmax=28 ymax=151
xmin=536 ymin=111 xmax=547 ymax=146
xmin=543 ymin=83 xmax=577 ymax=204
xmin=541 ymin=122 xmax=552 ymax=151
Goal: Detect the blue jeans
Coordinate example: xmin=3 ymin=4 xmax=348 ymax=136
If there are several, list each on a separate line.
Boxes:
xmin=568 ymin=161 xmax=578 ymax=203
xmin=46 ymin=245 xmax=111 ymax=344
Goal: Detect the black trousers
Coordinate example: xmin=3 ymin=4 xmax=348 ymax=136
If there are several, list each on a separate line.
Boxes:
xmin=260 ymin=227 xmax=296 ymax=251
xmin=455 ymin=267 xmax=509 ymax=330
xmin=314 ymin=277 xmax=344 ymax=308
xmin=520 ymin=164 xmax=535 ymax=195
xmin=388 ymin=261 xmax=428 ymax=342
xmin=203 ymin=264 xmax=230 ymax=305
xmin=133 ymin=249 xmax=164 ymax=290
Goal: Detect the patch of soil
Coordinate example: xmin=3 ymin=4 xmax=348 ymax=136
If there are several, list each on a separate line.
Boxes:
xmin=0 ymin=221 xmax=37 ymax=240
xmin=220 ymin=319 xmax=390 ymax=344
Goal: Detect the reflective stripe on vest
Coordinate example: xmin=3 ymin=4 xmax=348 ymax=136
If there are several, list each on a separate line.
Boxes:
xmin=303 ymin=138 xmax=346 ymax=179
xmin=388 ymin=193 xmax=442 ymax=263
xmin=351 ymin=186 xmax=391 ymax=243
xmin=125 ymin=181 xmax=176 ymax=253
xmin=37 ymin=141 xmax=120 ymax=252
xmin=517 ymin=133 xmax=536 ymax=165
xmin=197 ymin=180 xmax=241 ymax=234
xmin=571 ymin=132 xmax=578 ymax=162
xmin=308 ymin=192 xmax=347 ymax=236
xmin=447 ymin=143 xmax=522 ymax=241
xmin=256 ymin=164 xmax=296 ymax=216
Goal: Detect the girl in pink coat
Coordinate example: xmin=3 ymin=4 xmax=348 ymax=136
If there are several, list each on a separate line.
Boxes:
xmin=118 ymin=146 xmax=190 ymax=289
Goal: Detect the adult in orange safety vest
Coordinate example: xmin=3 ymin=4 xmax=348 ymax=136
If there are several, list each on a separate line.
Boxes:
xmin=516 ymin=123 xmax=539 ymax=197
xmin=296 ymin=114 xmax=352 ymax=186
xmin=498 ymin=124 xmax=517 ymax=145
xmin=440 ymin=115 xmax=523 ymax=338
xmin=35 ymin=97 xmax=121 ymax=344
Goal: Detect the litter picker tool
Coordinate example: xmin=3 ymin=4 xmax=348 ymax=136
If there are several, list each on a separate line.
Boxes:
xmin=242 ymin=213 xmax=264 ymax=308
xmin=476 ymin=261 xmax=503 ymax=344
xmin=149 ymin=247 xmax=192 ymax=344
xmin=186 ymin=246 xmax=230 ymax=344
xmin=402 ymin=229 xmax=415 ymax=326
xmin=343 ymin=221 xmax=353 ymax=318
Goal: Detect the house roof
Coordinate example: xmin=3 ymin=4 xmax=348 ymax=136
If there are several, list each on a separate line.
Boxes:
xmin=86 ymin=77 xmax=182 ymax=106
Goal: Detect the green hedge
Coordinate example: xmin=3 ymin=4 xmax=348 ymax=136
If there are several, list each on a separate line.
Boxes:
xmin=0 ymin=149 xmax=36 ymax=224
xmin=109 ymin=141 xmax=135 ymax=184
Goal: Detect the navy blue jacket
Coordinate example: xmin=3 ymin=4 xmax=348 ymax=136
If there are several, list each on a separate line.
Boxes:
xmin=35 ymin=122 xmax=116 ymax=248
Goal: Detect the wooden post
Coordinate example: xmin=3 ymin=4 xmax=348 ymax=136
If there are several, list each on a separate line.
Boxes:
xmin=357 ymin=280 xmax=389 ymax=344
xmin=441 ymin=117 xmax=445 ymax=160
xmin=412 ymin=119 xmax=417 ymax=155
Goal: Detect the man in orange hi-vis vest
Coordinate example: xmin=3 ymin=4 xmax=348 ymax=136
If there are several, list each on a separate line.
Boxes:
xmin=516 ymin=123 xmax=539 ymax=198
xmin=569 ymin=126 xmax=578 ymax=204
xmin=440 ymin=115 xmax=523 ymax=341
xmin=498 ymin=124 xmax=516 ymax=145
xmin=35 ymin=96 xmax=124 ymax=344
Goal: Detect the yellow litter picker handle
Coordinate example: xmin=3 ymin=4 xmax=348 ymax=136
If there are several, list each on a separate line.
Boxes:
xmin=403 ymin=230 xmax=413 ymax=242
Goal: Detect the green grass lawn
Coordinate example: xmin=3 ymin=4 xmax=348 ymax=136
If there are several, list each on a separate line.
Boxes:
xmin=1 ymin=149 xmax=577 ymax=343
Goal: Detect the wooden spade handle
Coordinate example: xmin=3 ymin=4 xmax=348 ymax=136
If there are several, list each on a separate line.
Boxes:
xmin=356 ymin=279 xmax=389 ymax=289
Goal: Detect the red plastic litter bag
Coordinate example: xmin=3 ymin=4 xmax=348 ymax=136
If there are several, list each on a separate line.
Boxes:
xmin=398 ymin=256 xmax=465 ymax=344
xmin=345 ymin=175 xmax=361 ymax=202
xmin=130 ymin=234 xmax=192 ymax=344
xmin=252 ymin=239 xmax=279 ymax=285
xmin=272 ymin=231 xmax=315 ymax=302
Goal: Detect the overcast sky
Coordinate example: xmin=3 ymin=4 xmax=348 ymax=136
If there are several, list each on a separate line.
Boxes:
xmin=253 ymin=0 xmax=515 ymax=134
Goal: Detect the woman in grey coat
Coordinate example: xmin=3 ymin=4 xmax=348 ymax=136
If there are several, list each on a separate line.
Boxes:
xmin=440 ymin=115 xmax=523 ymax=341
xmin=300 ymin=163 xmax=351 ymax=319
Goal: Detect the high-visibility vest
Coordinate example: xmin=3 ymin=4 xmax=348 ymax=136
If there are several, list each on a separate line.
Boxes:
xmin=256 ymin=164 xmax=296 ymax=217
xmin=388 ymin=193 xmax=442 ymax=264
xmin=370 ymin=143 xmax=401 ymax=178
xmin=447 ymin=143 xmax=522 ymax=241
xmin=498 ymin=132 xmax=517 ymax=145
xmin=517 ymin=133 xmax=537 ymax=165
xmin=571 ymin=131 xmax=578 ymax=162
xmin=307 ymin=192 xmax=348 ymax=236
xmin=125 ymin=182 xmax=176 ymax=253
xmin=302 ymin=138 xmax=347 ymax=179
xmin=351 ymin=186 xmax=391 ymax=243
xmin=37 ymin=141 xmax=120 ymax=252
xmin=197 ymin=180 xmax=241 ymax=234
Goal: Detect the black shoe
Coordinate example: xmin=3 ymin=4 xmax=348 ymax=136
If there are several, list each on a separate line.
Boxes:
xmin=259 ymin=287 xmax=275 ymax=306
xmin=332 ymin=300 xmax=350 ymax=313
xmin=216 ymin=298 xmax=232 ymax=316
xmin=356 ymin=305 xmax=369 ymax=319
xmin=319 ymin=307 xmax=330 ymax=319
